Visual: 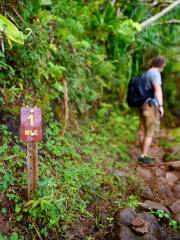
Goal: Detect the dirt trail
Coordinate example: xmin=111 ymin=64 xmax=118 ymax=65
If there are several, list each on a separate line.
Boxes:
xmin=132 ymin=129 xmax=180 ymax=220
xmin=107 ymin=129 xmax=180 ymax=240
xmin=67 ymin=129 xmax=180 ymax=240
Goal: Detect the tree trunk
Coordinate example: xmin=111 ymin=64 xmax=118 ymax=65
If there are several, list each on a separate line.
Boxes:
xmin=141 ymin=0 xmax=180 ymax=29
xmin=61 ymin=78 xmax=69 ymax=137
xmin=0 ymin=32 xmax=4 ymax=53
xmin=111 ymin=0 xmax=116 ymax=6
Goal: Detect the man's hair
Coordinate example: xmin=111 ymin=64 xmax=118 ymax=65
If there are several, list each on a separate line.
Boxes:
xmin=150 ymin=56 xmax=166 ymax=68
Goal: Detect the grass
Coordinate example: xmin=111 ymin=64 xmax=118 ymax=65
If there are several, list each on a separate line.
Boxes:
xmin=159 ymin=127 xmax=180 ymax=161
xmin=0 ymin=109 xmax=140 ymax=239
xmin=1 ymin=109 xmax=180 ymax=239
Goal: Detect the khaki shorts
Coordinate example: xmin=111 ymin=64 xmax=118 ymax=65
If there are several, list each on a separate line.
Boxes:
xmin=139 ymin=103 xmax=160 ymax=138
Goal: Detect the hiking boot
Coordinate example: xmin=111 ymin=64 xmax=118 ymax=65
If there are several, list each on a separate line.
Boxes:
xmin=138 ymin=156 xmax=155 ymax=165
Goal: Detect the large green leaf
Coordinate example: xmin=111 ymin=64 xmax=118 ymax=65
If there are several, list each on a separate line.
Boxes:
xmin=41 ymin=0 xmax=52 ymax=5
xmin=0 ymin=14 xmax=27 ymax=45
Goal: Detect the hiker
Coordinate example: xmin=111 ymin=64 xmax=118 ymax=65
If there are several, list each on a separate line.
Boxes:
xmin=138 ymin=56 xmax=166 ymax=164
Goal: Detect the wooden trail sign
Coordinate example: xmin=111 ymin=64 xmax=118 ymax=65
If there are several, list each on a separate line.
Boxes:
xmin=20 ymin=107 xmax=42 ymax=142
xmin=26 ymin=142 xmax=38 ymax=198
xmin=20 ymin=107 xmax=42 ymax=199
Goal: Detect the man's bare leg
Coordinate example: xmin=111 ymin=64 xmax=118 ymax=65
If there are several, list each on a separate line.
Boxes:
xmin=138 ymin=134 xmax=144 ymax=151
xmin=138 ymin=120 xmax=145 ymax=151
xmin=142 ymin=136 xmax=152 ymax=156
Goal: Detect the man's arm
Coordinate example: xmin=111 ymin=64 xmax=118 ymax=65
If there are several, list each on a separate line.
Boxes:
xmin=153 ymin=83 xmax=164 ymax=117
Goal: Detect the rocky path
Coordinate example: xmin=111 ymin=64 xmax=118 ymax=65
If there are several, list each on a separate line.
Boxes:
xmin=110 ymin=129 xmax=180 ymax=240
xmin=67 ymin=129 xmax=180 ymax=240
xmin=135 ymin=129 xmax=180 ymax=221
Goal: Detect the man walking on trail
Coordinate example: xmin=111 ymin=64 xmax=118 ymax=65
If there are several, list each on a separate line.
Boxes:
xmin=138 ymin=56 xmax=166 ymax=164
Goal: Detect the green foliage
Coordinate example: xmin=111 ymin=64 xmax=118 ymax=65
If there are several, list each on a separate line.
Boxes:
xmin=160 ymin=128 xmax=180 ymax=161
xmin=0 ymin=0 xmax=178 ymax=116
xmin=0 ymin=108 xmax=138 ymax=237
xmin=0 ymin=14 xmax=27 ymax=47
xmin=153 ymin=209 xmax=180 ymax=230
xmin=0 ymin=124 xmax=25 ymax=192
xmin=117 ymin=195 xmax=140 ymax=209
xmin=0 ymin=0 xmax=180 ymax=238
xmin=0 ymin=232 xmax=21 ymax=240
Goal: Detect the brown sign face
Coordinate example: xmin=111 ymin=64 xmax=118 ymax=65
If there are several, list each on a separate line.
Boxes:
xmin=20 ymin=107 xmax=42 ymax=142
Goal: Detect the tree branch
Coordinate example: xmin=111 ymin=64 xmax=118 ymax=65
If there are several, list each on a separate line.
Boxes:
xmin=141 ymin=0 xmax=180 ymax=29
xmin=154 ymin=19 xmax=180 ymax=26
xmin=61 ymin=77 xmax=69 ymax=137
xmin=0 ymin=32 xmax=4 ymax=53
xmin=151 ymin=0 xmax=159 ymax=8
xmin=165 ymin=19 xmax=180 ymax=24
xmin=111 ymin=0 xmax=116 ymax=7
xmin=151 ymin=0 xmax=175 ymax=8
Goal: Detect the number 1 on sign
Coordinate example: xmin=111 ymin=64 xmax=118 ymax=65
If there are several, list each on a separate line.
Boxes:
xmin=28 ymin=114 xmax=34 ymax=126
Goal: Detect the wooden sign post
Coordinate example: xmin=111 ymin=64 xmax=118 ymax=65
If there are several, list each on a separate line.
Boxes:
xmin=20 ymin=107 xmax=42 ymax=199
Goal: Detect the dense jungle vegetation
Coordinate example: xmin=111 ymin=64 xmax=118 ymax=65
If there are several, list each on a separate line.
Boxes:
xmin=0 ymin=0 xmax=180 ymax=239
